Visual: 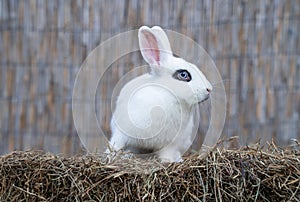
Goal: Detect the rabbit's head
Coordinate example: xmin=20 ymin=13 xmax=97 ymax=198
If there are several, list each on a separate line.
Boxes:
xmin=138 ymin=26 xmax=212 ymax=106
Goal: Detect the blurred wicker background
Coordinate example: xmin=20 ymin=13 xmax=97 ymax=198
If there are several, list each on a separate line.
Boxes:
xmin=0 ymin=0 xmax=299 ymax=155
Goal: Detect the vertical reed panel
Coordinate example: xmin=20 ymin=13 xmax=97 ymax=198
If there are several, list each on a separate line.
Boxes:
xmin=0 ymin=0 xmax=299 ymax=155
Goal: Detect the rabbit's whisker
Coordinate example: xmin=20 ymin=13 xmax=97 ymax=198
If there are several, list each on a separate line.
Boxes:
xmin=210 ymin=92 xmax=227 ymax=98
xmin=211 ymin=79 xmax=231 ymax=86
xmin=209 ymin=97 xmax=227 ymax=105
xmin=211 ymin=86 xmax=227 ymax=90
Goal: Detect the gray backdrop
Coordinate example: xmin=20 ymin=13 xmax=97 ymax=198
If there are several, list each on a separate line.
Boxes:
xmin=0 ymin=0 xmax=299 ymax=155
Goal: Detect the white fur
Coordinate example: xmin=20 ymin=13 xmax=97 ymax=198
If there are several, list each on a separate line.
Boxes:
xmin=108 ymin=26 xmax=212 ymax=162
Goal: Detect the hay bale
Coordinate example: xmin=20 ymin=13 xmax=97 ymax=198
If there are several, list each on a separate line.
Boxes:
xmin=0 ymin=145 xmax=299 ymax=201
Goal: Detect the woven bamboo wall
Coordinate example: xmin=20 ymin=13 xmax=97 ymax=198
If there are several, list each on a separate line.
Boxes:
xmin=0 ymin=0 xmax=299 ymax=155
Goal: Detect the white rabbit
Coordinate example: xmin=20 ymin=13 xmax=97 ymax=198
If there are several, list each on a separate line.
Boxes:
xmin=108 ymin=26 xmax=212 ymax=162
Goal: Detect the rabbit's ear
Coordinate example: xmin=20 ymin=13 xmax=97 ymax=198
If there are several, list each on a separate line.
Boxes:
xmin=151 ymin=26 xmax=172 ymax=54
xmin=138 ymin=26 xmax=172 ymax=66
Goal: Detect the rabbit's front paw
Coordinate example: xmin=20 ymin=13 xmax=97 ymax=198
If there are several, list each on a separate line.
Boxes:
xmin=158 ymin=149 xmax=183 ymax=163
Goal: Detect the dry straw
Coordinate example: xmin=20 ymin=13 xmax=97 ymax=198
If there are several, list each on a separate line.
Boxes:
xmin=0 ymin=142 xmax=299 ymax=201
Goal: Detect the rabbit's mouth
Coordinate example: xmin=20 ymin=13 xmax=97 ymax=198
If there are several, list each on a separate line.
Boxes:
xmin=198 ymin=95 xmax=210 ymax=104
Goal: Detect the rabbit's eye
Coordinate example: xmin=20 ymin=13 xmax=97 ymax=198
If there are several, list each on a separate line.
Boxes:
xmin=173 ymin=69 xmax=192 ymax=82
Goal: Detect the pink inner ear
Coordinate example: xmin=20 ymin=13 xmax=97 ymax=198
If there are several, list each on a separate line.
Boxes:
xmin=141 ymin=31 xmax=160 ymax=65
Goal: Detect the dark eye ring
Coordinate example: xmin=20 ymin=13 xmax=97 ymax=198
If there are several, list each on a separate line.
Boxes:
xmin=173 ymin=69 xmax=192 ymax=82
